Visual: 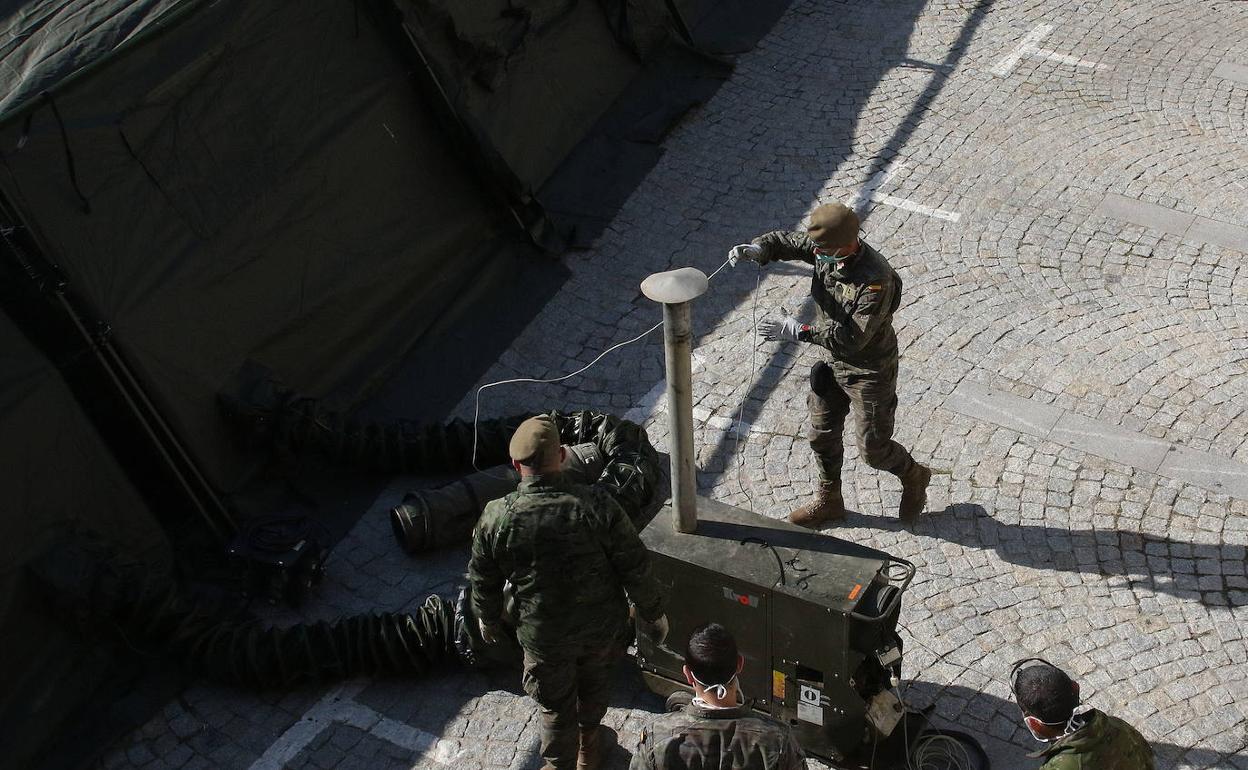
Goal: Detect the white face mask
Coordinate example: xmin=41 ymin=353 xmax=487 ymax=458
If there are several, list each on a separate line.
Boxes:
xmin=689 ymin=671 xmax=742 ymax=709
xmin=1023 ymin=710 xmax=1087 ymax=743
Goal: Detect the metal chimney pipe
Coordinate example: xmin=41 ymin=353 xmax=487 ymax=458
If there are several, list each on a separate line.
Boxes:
xmin=640 ymin=267 xmax=708 ymax=533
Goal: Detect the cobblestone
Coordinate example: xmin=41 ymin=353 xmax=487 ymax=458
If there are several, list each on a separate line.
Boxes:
xmin=90 ymin=0 xmax=1248 ymax=768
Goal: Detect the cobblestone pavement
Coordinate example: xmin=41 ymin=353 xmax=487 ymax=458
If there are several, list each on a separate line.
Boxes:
xmin=98 ymin=0 xmax=1248 ymax=768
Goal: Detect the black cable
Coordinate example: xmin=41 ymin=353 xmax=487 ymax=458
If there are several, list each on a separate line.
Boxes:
xmin=740 ymin=537 xmax=786 ymax=586
xmin=40 ymin=92 xmax=91 ymax=214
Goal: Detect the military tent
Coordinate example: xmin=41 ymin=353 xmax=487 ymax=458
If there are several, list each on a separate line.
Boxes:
xmin=0 ymin=0 xmax=787 ymax=765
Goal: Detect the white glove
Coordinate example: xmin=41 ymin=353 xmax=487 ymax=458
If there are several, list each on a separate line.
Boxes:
xmin=479 ymin=619 xmax=501 ymax=644
xmin=638 ymin=614 xmax=670 ymax=645
xmin=727 ymin=243 xmax=763 ymax=267
xmin=759 ymin=316 xmax=806 ymax=343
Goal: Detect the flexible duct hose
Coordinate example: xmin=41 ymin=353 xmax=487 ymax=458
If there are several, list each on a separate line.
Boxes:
xmin=392 ymin=442 xmax=604 ymax=554
xmin=28 ymin=540 xmax=520 ymax=689
xmin=218 ymin=369 xmax=664 ymax=520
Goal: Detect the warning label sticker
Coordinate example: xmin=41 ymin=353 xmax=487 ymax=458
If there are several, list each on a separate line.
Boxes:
xmin=798 ymin=684 xmax=823 ymax=725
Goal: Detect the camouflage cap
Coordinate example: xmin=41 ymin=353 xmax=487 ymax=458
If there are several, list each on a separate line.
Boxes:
xmin=806 ymin=203 xmax=859 ymax=248
xmin=509 ymin=415 xmax=561 ymax=464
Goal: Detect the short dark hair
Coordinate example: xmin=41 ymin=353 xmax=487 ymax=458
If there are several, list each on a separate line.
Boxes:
xmin=685 ymin=623 xmax=738 ymax=686
xmin=1015 ymin=663 xmax=1078 ymax=724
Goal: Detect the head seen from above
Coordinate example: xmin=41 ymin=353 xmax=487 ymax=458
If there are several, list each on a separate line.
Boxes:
xmin=1011 ymin=658 xmax=1083 ymax=742
xmin=682 ymin=622 xmax=745 ymax=707
xmin=807 ymin=202 xmax=860 ymax=263
xmin=509 ymin=415 xmax=566 ymax=475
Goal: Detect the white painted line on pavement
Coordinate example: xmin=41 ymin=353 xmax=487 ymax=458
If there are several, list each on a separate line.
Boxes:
xmin=624 ymin=352 xmax=706 ymax=424
xmin=871 ymin=192 xmax=962 ymax=222
xmin=1032 ymin=47 xmax=1103 ymax=69
xmin=1213 ymin=60 xmax=1248 ymax=86
xmin=851 ymin=161 xmax=962 ymax=222
xmin=991 ymin=24 xmax=1054 ymax=76
xmin=249 ymin=680 xmax=463 ymax=769
xmin=943 ymin=380 xmax=1248 ymax=500
xmin=991 ymin=24 xmax=1104 ymax=77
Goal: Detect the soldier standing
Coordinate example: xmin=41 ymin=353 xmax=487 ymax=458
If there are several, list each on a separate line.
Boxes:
xmin=729 ymin=202 xmax=930 ymax=526
xmin=1010 ymin=658 xmax=1154 ymax=769
xmin=470 ymin=415 xmax=668 ymax=770
xmin=630 ymin=623 xmax=807 ymax=770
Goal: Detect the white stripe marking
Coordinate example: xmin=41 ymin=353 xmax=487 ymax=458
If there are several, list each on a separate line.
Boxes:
xmin=991 ymin=24 xmax=1054 ymax=76
xmin=991 ymin=24 xmax=1104 ymax=77
xmin=850 ymin=161 xmax=962 ymax=222
xmin=1033 ymin=48 xmax=1102 ymax=69
xmin=624 ymin=353 xmax=706 ymax=424
xmin=248 ymin=681 xmax=464 ymax=769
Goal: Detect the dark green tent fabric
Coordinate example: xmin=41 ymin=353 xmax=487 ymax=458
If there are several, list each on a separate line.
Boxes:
xmin=0 ymin=0 xmax=791 ymax=764
xmin=400 ymin=0 xmax=643 ymax=195
xmin=389 ymin=0 xmax=735 ymax=248
xmin=0 ymin=0 xmax=192 ymax=121
xmin=0 ymin=305 xmax=172 ymax=769
xmin=0 ymin=0 xmax=524 ymax=492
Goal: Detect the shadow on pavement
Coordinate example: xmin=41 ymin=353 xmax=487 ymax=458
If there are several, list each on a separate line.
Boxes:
xmin=696 ymin=0 xmax=996 ymax=494
xmin=839 ymin=503 xmax=1246 ymax=608
xmin=902 ymin=681 xmax=1237 ymax=770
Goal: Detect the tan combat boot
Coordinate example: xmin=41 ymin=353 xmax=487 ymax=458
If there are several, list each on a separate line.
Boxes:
xmin=577 ymin=725 xmax=610 ymax=770
xmin=788 ymin=482 xmax=845 ymax=528
xmin=898 ymin=463 xmax=931 ymax=521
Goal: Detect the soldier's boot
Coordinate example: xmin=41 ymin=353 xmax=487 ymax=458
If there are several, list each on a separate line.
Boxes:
xmin=788 ymin=481 xmax=845 ymax=529
xmin=576 ymin=725 xmax=609 ymax=770
xmin=898 ymin=463 xmax=931 ymax=522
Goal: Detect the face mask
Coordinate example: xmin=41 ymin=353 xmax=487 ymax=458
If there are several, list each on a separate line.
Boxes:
xmin=1023 ymin=715 xmax=1053 ymax=742
xmin=814 ymin=244 xmax=854 ymax=264
xmin=689 ymin=671 xmax=741 ymax=708
xmin=1022 ymin=711 xmax=1086 ymax=743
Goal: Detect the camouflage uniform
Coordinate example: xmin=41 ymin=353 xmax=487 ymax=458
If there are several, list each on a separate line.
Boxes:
xmin=1030 ymin=710 xmax=1154 ymax=770
xmin=752 ymin=231 xmax=917 ymax=482
xmin=470 ymin=474 xmax=664 ymax=769
xmin=629 ymin=702 xmax=808 ymax=770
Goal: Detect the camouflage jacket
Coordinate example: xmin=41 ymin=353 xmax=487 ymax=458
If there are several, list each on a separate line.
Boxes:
xmin=751 ymin=231 xmax=901 ymax=369
xmin=630 ymin=702 xmax=808 ymax=770
xmin=1031 ymin=709 xmax=1155 ymax=770
xmin=468 ymin=474 xmax=664 ymax=653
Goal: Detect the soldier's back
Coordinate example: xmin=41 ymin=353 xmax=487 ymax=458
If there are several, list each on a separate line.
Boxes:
xmin=476 ymin=477 xmax=631 ymax=651
xmin=1036 ymin=710 xmax=1154 ymax=770
xmin=631 ymin=703 xmax=806 ymax=770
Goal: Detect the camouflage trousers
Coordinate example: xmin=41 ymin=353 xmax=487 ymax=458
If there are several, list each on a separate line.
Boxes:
xmin=521 ymin=642 xmax=618 ymax=769
xmin=808 ymin=357 xmax=916 ymax=482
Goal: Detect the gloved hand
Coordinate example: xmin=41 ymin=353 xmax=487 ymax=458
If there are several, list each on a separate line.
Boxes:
xmin=479 ymin=619 xmax=502 ymax=645
xmin=759 ymin=316 xmax=808 ymax=343
xmin=637 ymin=614 xmax=670 ymax=645
xmin=727 ymin=243 xmax=763 ymax=267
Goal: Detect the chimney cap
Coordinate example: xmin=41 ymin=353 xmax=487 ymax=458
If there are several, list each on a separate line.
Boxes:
xmin=640 ymin=267 xmax=708 ymax=304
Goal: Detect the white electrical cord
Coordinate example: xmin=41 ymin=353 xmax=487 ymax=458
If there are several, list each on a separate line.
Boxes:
xmin=470 ymin=256 xmax=760 ymax=475
xmin=730 ymin=263 xmax=763 ymax=510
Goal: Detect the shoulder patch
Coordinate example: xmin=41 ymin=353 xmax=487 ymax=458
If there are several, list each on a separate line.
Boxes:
xmin=866 ymin=283 xmax=883 ymax=291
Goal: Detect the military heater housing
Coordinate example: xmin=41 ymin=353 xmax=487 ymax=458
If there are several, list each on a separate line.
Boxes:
xmin=637 ymin=498 xmax=913 ymax=765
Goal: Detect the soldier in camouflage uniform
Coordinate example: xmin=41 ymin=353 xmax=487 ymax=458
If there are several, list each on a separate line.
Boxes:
xmin=729 ymin=202 xmax=930 ymax=526
xmin=1012 ymin=659 xmax=1154 ymax=770
xmin=470 ymin=415 xmax=668 ymax=770
xmin=630 ymin=623 xmax=807 ymax=770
